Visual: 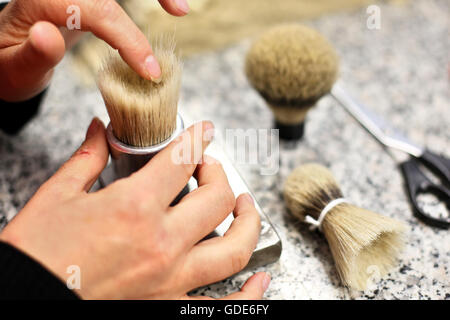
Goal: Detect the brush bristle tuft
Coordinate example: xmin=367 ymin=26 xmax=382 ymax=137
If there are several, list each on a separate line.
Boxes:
xmin=97 ymin=37 xmax=182 ymax=147
xmin=284 ymin=163 xmax=406 ymax=291
xmin=245 ymin=24 xmax=338 ymax=123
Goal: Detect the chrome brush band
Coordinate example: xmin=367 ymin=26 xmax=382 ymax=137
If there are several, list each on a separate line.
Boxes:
xmin=106 ymin=114 xmax=184 ymax=179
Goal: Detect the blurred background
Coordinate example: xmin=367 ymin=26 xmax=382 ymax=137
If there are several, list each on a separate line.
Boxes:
xmin=73 ymin=0 xmax=408 ymax=85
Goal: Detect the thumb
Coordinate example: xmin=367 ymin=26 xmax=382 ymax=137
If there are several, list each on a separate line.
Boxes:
xmin=184 ymin=272 xmax=271 ymax=301
xmin=46 ymin=118 xmax=109 ymax=195
xmin=1 ymin=21 xmax=65 ymax=101
xmin=221 ymin=272 xmax=271 ymax=300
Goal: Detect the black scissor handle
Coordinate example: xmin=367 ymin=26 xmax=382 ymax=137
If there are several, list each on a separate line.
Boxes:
xmin=420 ymin=149 xmax=450 ymax=185
xmin=401 ymin=158 xmax=450 ymax=229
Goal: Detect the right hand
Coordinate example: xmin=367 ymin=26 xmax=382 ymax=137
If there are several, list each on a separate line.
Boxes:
xmin=0 ymin=0 xmax=190 ymax=101
xmin=0 ymin=119 xmax=269 ymax=299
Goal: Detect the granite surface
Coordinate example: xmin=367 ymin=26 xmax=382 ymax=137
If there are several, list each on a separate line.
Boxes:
xmin=0 ymin=0 xmax=449 ymax=299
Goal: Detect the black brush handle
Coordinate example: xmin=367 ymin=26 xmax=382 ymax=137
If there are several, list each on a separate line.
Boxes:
xmin=274 ymin=120 xmax=305 ymax=141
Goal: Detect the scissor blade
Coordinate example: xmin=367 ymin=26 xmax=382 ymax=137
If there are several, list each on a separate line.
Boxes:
xmin=330 ymin=83 xmax=423 ymax=158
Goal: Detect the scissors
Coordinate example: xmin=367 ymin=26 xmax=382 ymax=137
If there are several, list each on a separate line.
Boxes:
xmin=331 ymin=83 xmax=450 ymax=229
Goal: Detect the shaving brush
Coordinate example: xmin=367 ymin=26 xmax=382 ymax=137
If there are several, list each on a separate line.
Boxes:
xmin=98 ymin=38 xmax=182 ymax=148
xmin=96 ymin=38 xmax=184 ymax=182
xmin=245 ymin=24 xmax=338 ymax=140
xmin=284 ymin=163 xmax=406 ymax=290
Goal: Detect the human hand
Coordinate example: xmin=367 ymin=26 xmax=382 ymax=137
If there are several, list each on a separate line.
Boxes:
xmin=0 ymin=0 xmax=190 ymax=101
xmin=0 ymin=118 xmax=269 ymax=299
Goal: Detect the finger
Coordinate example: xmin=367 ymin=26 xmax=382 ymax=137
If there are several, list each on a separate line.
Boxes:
xmin=0 ymin=21 xmax=65 ymax=101
xmin=185 ymin=273 xmax=270 ymax=300
xmin=8 ymin=0 xmax=161 ymax=81
xmin=158 ymin=0 xmax=190 ymax=16
xmin=125 ymin=121 xmax=214 ymax=209
xmin=181 ymin=194 xmax=261 ymax=290
xmin=45 ymin=118 xmax=109 ymax=194
xmin=168 ymin=155 xmax=235 ymax=247
xmin=221 ymin=272 xmax=270 ymax=300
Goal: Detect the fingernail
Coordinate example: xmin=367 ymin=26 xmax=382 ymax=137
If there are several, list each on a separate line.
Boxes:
xmin=86 ymin=118 xmax=100 ymax=139
xmin=242 ymin=193 xmax=254 ymax=205
xmin=262 ymin=273 xmax=271 ymax=292
xmin=174 ymin=0 xmax=190 ymax=14
xmin=145 ymin=55 xmax=162 ymax=83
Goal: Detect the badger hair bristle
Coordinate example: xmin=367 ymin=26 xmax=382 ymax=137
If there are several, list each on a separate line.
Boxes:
xmin=245 ymin=24 xmax=339 ymax=124
xmin=283 ymin=163 xmax=406 ymax=291
xmin=97 ymin=37 xmax=182 ymax=147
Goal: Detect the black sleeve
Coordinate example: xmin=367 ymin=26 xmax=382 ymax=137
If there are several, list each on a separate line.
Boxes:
xmin=0 ymin=1 xmax=78 ymax=300
xmin=0 ymin=1 xmax=45 ymax=135
xmin=0 ymin=241 xmax=80 ymax=300
xmin=0 ymin=90 xmax=46 ymax=134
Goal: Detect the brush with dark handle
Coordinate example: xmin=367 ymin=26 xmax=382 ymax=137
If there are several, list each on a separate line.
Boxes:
xmin=245 ymin=24 xmax=339 ymax=141
xmin=331 ymin=83 xmax=450 ymax=229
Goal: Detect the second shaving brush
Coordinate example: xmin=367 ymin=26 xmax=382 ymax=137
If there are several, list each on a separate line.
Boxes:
xmin=245 ymin=24 xmax=338 ymax=141
xmin=97 ymin=39 xmax=184 ymax=190
xmin=283 ymin=163 xmax=406 ymax=290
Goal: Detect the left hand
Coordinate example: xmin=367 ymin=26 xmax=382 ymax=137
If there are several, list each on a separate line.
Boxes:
xmin=0 ymin=0 xmax=190 ymax=101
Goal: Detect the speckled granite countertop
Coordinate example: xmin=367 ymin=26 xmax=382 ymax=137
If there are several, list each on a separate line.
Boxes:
xmin=0 ymin=0 xmax=448 ymax=299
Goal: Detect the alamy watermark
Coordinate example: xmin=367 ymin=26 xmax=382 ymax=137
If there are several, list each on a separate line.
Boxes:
xmin=66 ymin=265 xmax=81 ymax=290
xmin=66 ymin=5 xmax=81 ymax=30
xmin=171 ymin=124 xmax=280 ymax=175
xmin=366 ymin=265 xmax=381 ymax=291
xmin=366 ymin=5 xmax=381 ymax=30
xmin=224 ymin=128 xmax=279 ymax=176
